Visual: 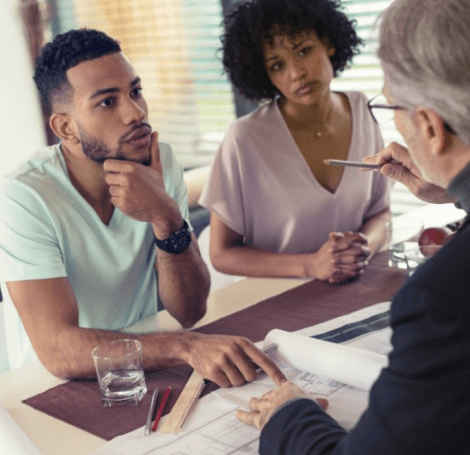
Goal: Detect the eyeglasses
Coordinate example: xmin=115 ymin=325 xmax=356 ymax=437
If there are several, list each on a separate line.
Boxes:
xmin=367 ymin=93 xmax=456 ymax=134
xmin=367 ymin=93 xmax=406 ymax=125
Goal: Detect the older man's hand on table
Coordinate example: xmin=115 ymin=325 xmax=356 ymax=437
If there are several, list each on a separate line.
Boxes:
xmin=235 ymin=381 xmax=329 ymax=431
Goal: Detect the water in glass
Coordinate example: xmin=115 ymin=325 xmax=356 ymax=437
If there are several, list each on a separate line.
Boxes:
xmin=100 ymin=369 xmax=147 ymax=406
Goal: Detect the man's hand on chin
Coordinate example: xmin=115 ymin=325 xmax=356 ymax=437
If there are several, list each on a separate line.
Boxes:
xmin=103 ymin=132 xmax=182 ymax=235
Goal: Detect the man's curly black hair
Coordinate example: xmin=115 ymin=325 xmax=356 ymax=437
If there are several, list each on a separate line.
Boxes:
xmin=221 ymin=0 xmax=362 ymax=101
xmin=33 ymin=28 xmax=121 ymax=113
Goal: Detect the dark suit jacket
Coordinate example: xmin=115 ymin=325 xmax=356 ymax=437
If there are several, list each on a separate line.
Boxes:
xmin=260 ymin=217 xmax=470 ymax=455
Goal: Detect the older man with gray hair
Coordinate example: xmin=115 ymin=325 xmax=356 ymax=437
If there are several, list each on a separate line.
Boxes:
xmin=236 ymin=0 xmax=470 ymax=453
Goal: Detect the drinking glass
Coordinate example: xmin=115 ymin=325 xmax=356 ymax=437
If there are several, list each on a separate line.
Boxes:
xmin=404 ymin=245 xmax=442 ymax=276
xmin=386 ymin=218 xmax=424 ymax=269
xmin=92 ymin=339 xmax=147 ymax=406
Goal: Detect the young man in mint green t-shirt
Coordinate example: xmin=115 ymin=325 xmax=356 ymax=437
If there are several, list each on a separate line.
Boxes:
xmin=0 ymin=28 xmax=285 ymax=390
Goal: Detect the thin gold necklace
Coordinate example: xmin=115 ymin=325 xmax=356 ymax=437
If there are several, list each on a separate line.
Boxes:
xmin=280 ymin=97 xmax=335 ymax=139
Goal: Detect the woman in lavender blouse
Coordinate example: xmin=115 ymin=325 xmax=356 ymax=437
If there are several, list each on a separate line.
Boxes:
xmin=199 ymin=0 xmax=391 ymax=283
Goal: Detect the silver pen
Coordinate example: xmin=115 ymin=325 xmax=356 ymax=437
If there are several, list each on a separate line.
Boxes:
xmin=144 ymin=388 xmax=159 ymax=436
xmin=323 ymin=159 xmax=381 ymax=169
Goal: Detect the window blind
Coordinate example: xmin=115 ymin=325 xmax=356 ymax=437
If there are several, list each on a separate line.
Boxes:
xmin=50 ymin=0 xmax=236 ymax=168
xmin=49 ymin=0 xmax=428 ymax=215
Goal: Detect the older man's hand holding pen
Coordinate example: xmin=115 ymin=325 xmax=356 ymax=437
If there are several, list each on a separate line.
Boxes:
xmin=361 ymin=142 xmax=456 ymax=204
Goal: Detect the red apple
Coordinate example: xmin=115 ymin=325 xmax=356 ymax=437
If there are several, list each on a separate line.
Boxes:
xmin=418 ymin=227 xmax=452 ymax=257
xmin=442 ymin=231 xmax=457 ymax=245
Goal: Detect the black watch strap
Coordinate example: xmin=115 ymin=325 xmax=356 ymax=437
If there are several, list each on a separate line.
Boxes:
xmin=153 ymin=220 xmax=191 ymax=254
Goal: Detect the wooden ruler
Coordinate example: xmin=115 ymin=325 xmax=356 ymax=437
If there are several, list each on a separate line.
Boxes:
xmin=159 ymin=370 xmax=206 ymax=433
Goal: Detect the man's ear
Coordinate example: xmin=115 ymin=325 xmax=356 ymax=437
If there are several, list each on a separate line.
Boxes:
xmin=50 ymin=113 xmax=79 ymax=144
xmin=414 ymin=107 xmax=449 ymax=157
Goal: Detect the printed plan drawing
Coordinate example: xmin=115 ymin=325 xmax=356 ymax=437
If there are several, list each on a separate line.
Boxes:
xmin=92 ymin=330 xmax=384 ymax=455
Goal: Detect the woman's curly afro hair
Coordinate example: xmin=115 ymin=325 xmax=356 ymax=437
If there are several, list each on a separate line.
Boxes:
xmin=221 ymin=0 xmax=362 ymax=101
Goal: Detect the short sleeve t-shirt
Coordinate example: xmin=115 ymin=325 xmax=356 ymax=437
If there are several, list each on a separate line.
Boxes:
xmin=0 ymin=142 xmax=190 ymax=369
xmin=199 ymin=91 xmax=390 ymax=254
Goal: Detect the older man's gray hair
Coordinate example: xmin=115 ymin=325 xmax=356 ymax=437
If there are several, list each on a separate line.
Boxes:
xmin=378 ymin=0 xmax=470 ymax=146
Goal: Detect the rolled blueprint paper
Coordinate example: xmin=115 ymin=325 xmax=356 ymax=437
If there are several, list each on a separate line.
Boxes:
xmin=264 ymin=329 xmax=388 ymax=390
xmin=0 ymin=403 xmax=41 ymax=455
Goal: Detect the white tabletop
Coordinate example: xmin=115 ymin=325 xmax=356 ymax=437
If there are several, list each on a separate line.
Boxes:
xmin=394 ymin=202 xmax=465 ymax=229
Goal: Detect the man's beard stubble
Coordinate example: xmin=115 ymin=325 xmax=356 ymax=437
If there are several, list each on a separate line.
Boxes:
xmin=77 ymin=123 xmax=152 ymax=166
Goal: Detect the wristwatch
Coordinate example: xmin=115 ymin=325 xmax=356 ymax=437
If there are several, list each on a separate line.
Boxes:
xmin=154 ymin=219 xmax=191 ymax=254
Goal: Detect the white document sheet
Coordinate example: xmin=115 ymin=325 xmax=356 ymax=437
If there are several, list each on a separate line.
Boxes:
xmin=91 ymin=322 xmax=390 ymax=455
xmin=214 ymin=332 xmax=384 ymax=431
xmin=0 ymin=403 xmax=42 ymax=455
xmin=343 ymin=326 xmax=392 ymax=355
xmin=265 ymin=329 xmax=387 ymax=389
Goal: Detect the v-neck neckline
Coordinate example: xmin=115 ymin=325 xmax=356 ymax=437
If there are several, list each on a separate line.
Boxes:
xmin=58 ymin=145 xmax=120 ymax=227
xmin=274 ymin=92 xmax=355 ymax=197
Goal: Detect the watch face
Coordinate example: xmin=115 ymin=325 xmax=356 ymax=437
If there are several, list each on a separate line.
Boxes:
xmin=154 ymin=220 xmax=191 ymax=254
xmin=169 ymin=231 xmax=191 ymax=253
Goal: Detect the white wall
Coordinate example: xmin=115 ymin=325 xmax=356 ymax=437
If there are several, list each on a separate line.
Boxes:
xmin=0 ymin=0 xmax=46 ymax=177
xmin=0 ymin=0 xmax=47 ymax=373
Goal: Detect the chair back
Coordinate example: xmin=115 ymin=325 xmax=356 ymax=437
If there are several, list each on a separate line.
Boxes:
xmin=197 ymin=226 xmax=243 ymax=292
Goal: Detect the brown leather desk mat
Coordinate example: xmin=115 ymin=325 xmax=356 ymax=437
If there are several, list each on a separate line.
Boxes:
xmin=23 ymin=252 xmax=407 ymax=441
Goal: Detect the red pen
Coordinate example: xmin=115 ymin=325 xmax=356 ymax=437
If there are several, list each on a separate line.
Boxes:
xmin=152 ymin=386 xmax=171 ymax=432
